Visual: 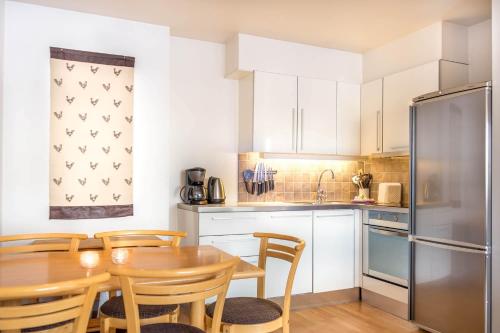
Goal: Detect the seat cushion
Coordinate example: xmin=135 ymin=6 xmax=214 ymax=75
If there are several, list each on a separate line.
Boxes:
xmin=206 ymin=297 xmax=283 ymax=325
xmin=141 ymin=323 xmax=204 ymax=333
xmin=100 ymin=296 xmax=177 ymax=319
xmin=22 ymin=320 xmax=72 ymax=332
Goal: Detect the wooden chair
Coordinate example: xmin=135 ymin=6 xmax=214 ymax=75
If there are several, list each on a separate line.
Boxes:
xmin=96 ymin=230 xmax=187 ymax=333
xmin=0 ymin=233 xmax=88 ymax=254
xmin=0 ymin=273 xmax=110 ymax=333
xmin=94 ymin=230 xmax=187 ymax=250
xmin=205 ymin=232 xmax=305 ymax=333
xmin=109 ymin=256 xmax=240 ymax=333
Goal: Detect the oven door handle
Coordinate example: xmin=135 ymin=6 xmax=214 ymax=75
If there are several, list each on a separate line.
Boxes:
xmin=369 ymin=226 xmax=408 ymax=238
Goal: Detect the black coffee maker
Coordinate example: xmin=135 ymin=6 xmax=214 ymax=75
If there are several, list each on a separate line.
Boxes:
xmin=180 ymin=167 xmax=208 ymax=205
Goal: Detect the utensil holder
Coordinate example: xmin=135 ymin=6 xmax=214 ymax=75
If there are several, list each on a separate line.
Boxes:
xmin=358 ymin=188 xmax=370 ymax=199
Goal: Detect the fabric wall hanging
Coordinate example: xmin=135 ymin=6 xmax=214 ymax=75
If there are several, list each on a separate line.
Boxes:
xmin=49 ymin=47 xmax=134 ymax=219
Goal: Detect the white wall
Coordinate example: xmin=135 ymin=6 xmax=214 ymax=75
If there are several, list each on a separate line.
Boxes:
xmin=169 ymin=37 xmax=238 ymax=228
xmin=226 ymin=33 xmax=362 ymax=84
xmin=468 ymin=20 xmax=492 ymax=83
xmin=492 ymin=1 xmax=500 ymax=330
xmin=1 ymin=1 xmax=170 ymax=235
xmin=363 ymin=22 xmax=468 ymax=82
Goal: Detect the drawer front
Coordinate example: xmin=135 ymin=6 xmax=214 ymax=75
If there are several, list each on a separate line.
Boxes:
xmin=199 ymin=212 xmax=266 ymax=236
xmin=227 ymin=256 xmax=259 ymax=298
xmin=199 ymin=234 xmax=260 ymax=257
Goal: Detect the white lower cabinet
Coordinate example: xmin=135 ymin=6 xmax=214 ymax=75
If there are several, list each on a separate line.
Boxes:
xmin=181 ymin=208 xmax=361 ymax=299
xmin=261 ymin=211 xmax=313 ymax=298
xmin=313 ymin=210 xmax=356 ymax=293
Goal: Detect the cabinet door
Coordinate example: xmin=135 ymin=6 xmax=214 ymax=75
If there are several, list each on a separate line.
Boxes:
xmin=297 ymin=77 xmax=337 ymax=154
xmin=253 ymin=71 xmax=298 ymax=153
xmin=383 ymin=61 xmax=439 ymax=153
xmin=337 ymin=82 xmax=361 ymax=155
xmin=313 ymin=210 xmax=355 ymax=293
xmin=361 ymin=79 xmax=383 ymax=155
xmin=261 ymin=211 xmax=313 ymax=298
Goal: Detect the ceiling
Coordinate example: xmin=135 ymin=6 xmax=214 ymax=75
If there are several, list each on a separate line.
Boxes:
xmin=15 ymin=0 xmax=491 ymax=52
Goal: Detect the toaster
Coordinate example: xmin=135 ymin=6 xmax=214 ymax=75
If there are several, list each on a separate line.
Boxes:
xmin=377 ymin=183 xmax=402 ymax=206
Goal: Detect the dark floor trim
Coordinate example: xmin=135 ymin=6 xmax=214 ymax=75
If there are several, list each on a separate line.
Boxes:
xmin=50 ymin=47 xmax=135 ymax=67
xmin=50 ymin=205 xmax=133 ymax=220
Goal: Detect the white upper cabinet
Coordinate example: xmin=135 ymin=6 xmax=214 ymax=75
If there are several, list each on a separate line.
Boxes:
xmin=337 ymin=82 xmax=361 ymax=155
xmin=361 ymin=79 xmax=383 ymax=156
xmin=297 ymin=77 xmax=337 ymax=154
xmin=383 ymin=61 xmax=440 ymax=153
xmin=252 ymin=71 xmax=298 ymax=153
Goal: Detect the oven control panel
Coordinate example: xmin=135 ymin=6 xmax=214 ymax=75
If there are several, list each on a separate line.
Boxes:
xmin=366 ymin=211 xmax=409 ymax=231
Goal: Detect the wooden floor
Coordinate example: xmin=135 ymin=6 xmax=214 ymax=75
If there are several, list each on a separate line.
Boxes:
xmin=282 ymin=302 xmax=424 ymax=333
xmin=178 ymin=301 xmax=423 ymax=332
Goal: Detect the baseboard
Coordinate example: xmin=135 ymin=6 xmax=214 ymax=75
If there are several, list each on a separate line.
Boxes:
xmin=362 ymin=289 xmax=409 ymax=320
xmin=270 ymin=287 xmax=361 ymax=310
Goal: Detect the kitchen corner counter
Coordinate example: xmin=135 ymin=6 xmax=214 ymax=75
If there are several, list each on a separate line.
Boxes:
xmin=177 ymin=202 xmax=409 ymax=214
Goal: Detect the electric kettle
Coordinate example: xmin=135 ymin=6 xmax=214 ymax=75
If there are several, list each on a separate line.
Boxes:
xmin=207 ymin=177 xmax=226 ymax=204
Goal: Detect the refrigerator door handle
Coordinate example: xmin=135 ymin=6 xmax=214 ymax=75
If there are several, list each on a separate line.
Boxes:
xmin=412 ymin=239 xmax=487 ymax=255
xmin=410 ymin=235 xmax=488 ymax=251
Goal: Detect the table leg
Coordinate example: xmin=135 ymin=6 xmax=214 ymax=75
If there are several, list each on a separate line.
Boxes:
xmin=190 ymin=300 xmax=205 ymax=330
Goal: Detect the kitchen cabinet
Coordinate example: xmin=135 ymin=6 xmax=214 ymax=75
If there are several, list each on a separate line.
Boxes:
xmin=337 ymin=82 xmax=361 ymax=155
xmin=297 ymin=77 xmax=337 ymax=154
xmin=178 ymin=207 xmax=364 ymax=298
xmin=361 ymin=79 xmax=383 ymax=156
xmin=240 ymin=71 xmax=360 ymax=155
xmin=262 ymin=211 xmax=313 ymax=297
xmin=361 ymin=60 xmax=468 ymax=155
xmin=313 ymin=210 xmax=356 ymax=293
xmin=383 ymin=61 xmax=440 ymax=153
xmin=252 ymin=71 xmax=298 ymax=153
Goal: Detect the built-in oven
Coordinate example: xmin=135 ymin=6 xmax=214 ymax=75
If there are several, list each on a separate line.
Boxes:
xmin=363 ymin=210 xmax=409 ymax=287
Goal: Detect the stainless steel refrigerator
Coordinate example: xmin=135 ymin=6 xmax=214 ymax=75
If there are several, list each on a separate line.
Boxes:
xmin=409 ymin=82 xmax=492 ymax=333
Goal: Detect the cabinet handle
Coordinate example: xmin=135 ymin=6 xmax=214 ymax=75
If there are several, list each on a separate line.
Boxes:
xmin=211 ymin=239 xmax=258 ymax=245
xmin=270 ymin=214 xmax=310 ymax=219
xmin=389 ymin=145 xmax=409 ymax=150
xmin=210 ymin=217 xmax=256 ymax=221
xmin=316 ymin=214 xmax=354 ymax=218
xmin=376 ymin=110 xmax=381 ymax=152
xmin=300 ymin=108 xmax=304 ymax=150
xmin=292 ymin=108 xmax=296 ymax=151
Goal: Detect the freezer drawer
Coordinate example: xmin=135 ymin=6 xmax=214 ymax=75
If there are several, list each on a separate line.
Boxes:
xmin=411 ymin=239 xmax=488 ymax=333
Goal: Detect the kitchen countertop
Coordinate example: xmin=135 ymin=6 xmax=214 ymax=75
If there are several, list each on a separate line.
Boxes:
xmin=177 ymin=201 xmax=409 ymax=214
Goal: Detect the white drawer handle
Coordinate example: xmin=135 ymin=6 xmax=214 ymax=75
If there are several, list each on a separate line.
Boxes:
xmin=316 ymin=214 xmax=354 ymax=218
xmin=211 ymin=239 xmax=258 ymax=245
xmin=270 ymin=215 xmax=310 ymax=219
xmin=211 ymin=217 xmax=257 ymax=221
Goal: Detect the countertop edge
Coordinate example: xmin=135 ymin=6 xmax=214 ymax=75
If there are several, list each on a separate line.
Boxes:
xmin=177 ymin=203 xmax=409 ymax=214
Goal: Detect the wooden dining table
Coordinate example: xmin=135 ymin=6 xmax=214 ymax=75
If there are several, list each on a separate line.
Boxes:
xmin=0 ymin=245 xmax=265 ymax=330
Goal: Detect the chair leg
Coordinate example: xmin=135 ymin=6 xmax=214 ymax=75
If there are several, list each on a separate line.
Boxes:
xmin=282 ymin=321 xmax=290 ymax=333
xmin=100 ymin=318 xmax=109 ymax=333
xmin=222 ymin=324 xmax=233 ymax=333
xmin=170 ymin=307 xmax=179 ymax=323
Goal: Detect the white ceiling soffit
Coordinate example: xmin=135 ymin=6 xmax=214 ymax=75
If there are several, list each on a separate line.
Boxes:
xmin=14 ymin=0 xmax=491 ymax=52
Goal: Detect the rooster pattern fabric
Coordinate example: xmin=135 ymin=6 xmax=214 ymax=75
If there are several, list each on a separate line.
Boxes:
xmin=49 ymin=47 xmax=134 ymax=219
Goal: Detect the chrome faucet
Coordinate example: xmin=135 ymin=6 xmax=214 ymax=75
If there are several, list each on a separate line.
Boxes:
xmin=316 ymin=169 xmax=335 ymax=204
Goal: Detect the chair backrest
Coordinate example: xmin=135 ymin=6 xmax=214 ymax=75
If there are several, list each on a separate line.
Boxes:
xmin=94 ymin=230 xmax=187 ymax=250
xmin=0 ymin=273 xmax=110 ymax=333
xmin=0 ymin=233 xmax=88 ymax=254
xmin=109 ymin=256 xmax=239 ymax=333
xmin=254 ymin=233 xmax=305 ymax=323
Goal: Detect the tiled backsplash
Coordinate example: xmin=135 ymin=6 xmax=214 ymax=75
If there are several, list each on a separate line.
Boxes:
xmin=364 ymin=157 xmax=410 ymax=207
xmin=238 ymin=153 xmax=410 ymax=207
